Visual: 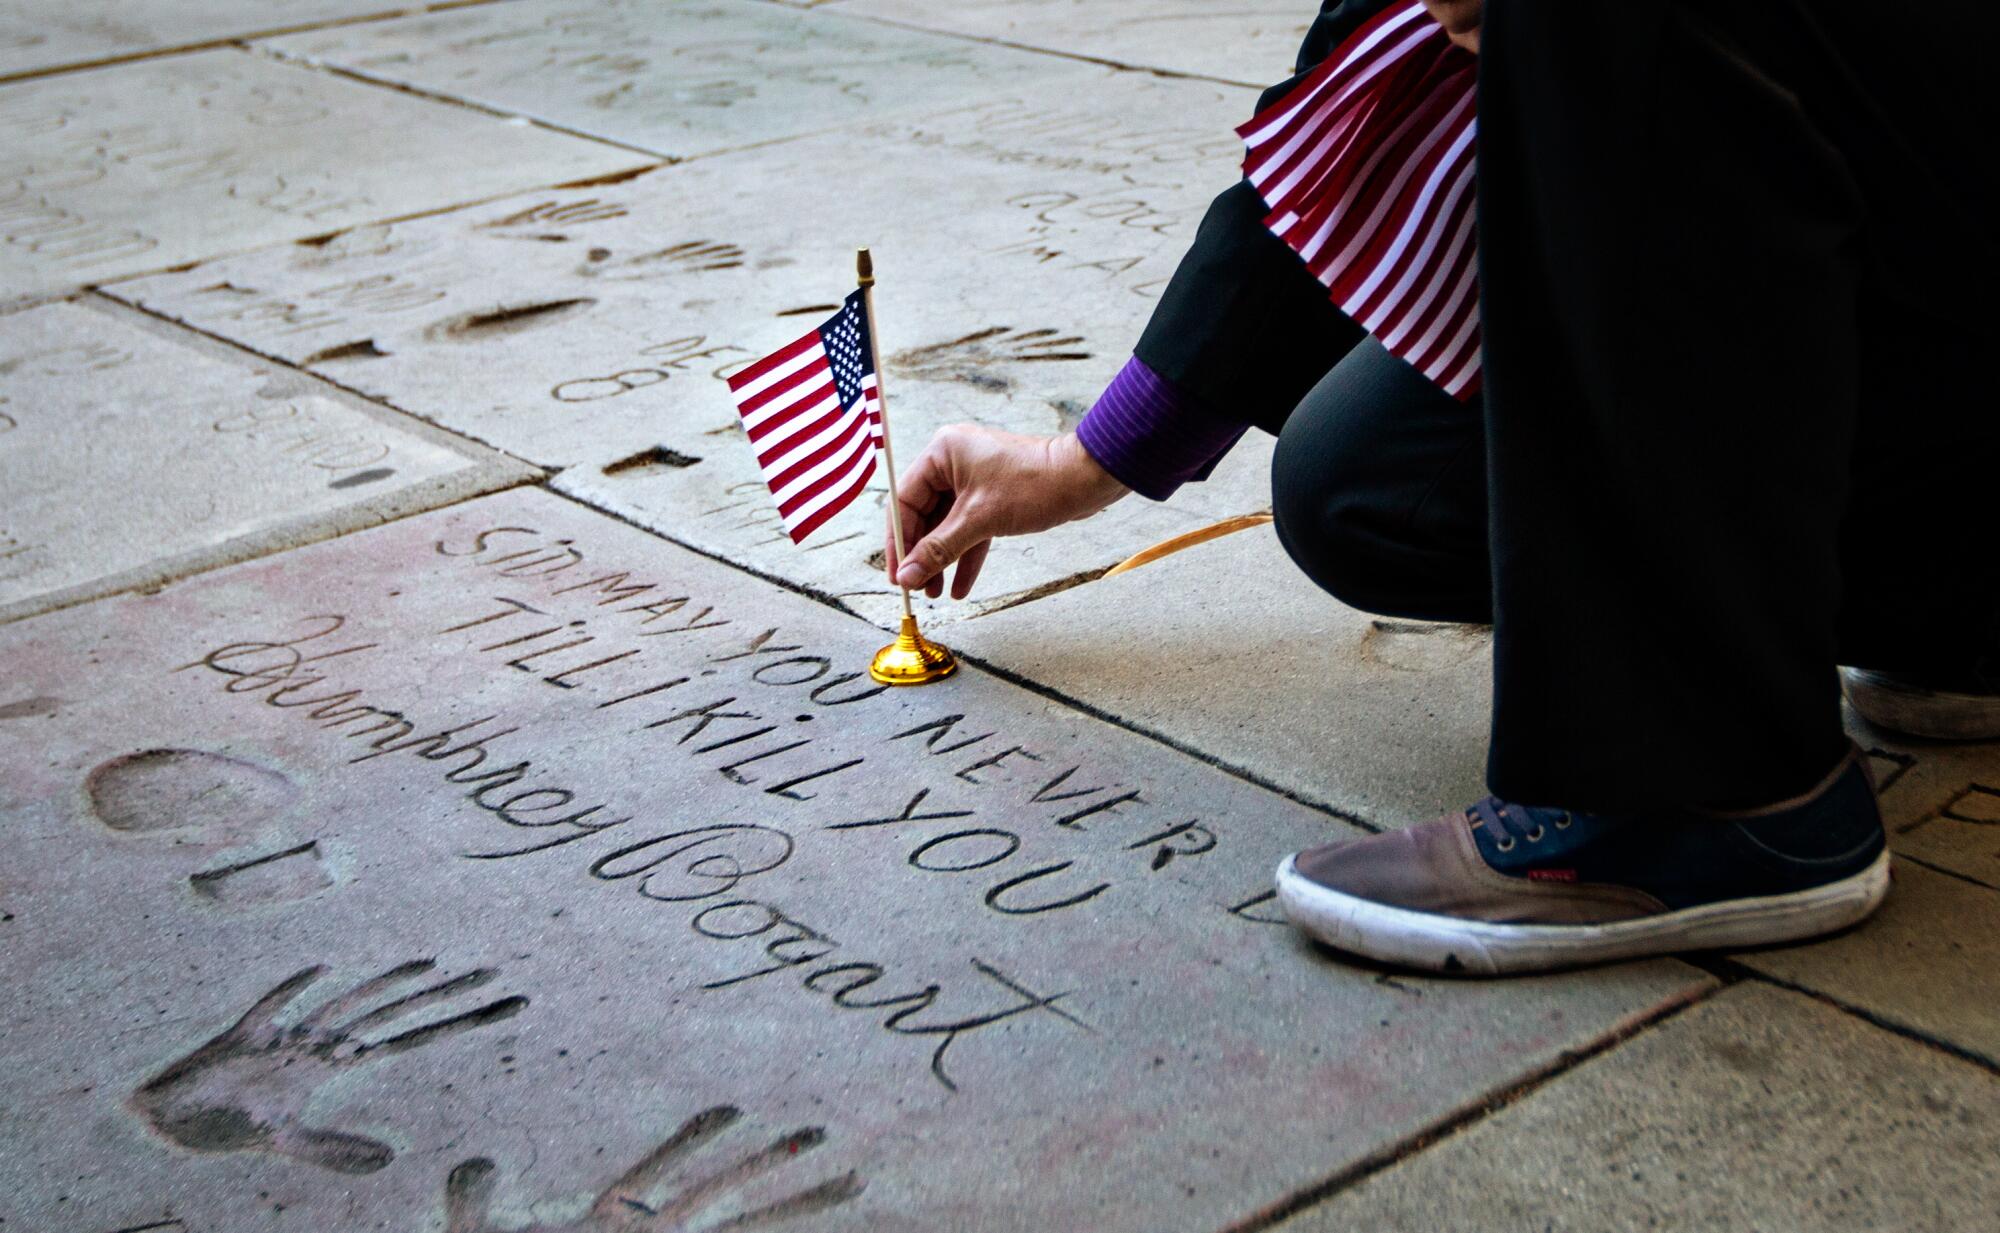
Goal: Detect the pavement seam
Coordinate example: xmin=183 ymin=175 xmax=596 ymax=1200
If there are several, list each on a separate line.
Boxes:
xmin=1700 ymin=956 xmax=2000 ymax=1078
xmin=528 ymin=480 xmax=1376 ymax=829
xmin=0 ymin=290 xmax=546 ymax=628
xmin=247 ymin=41 xmax=679 ymax=163
xmin=1208 ymin=982 xmax=1722 ymax=1233
xmin=0 ymin=0 xmax=531 ymax=86
xmin=952 ymin=649 xmax=1382 ymax=830
xmin=60 ymin=288 xmax=1425 ymax=833
xmin=248 ymin=33 xmax=1040 ymax=170
xmin=786 ymin=1 xmax=1272 ymax=91
xmin=1895 ymin=851 xmax=2000 ymax=893
xmin=98 ymin=291 xmax=544 ymax=475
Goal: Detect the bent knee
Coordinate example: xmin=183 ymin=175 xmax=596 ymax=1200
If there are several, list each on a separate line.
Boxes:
xmin=1271 ymin=429 xmax=1403 ymax=615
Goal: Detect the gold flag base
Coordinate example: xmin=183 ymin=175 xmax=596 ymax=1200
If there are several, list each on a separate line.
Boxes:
xmin=869 ymin=613 xmax=958 ymax=685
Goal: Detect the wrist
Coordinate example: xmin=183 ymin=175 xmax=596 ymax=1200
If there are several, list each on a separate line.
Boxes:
xmin=1053 ymin=432 xmax=1130 ymax=513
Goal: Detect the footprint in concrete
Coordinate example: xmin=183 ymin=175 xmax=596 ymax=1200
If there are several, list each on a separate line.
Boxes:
xmin=444 ymin=1105 xmax=863 ymax=1232
xmin=1359 ymin=620 xmax=1491 ymax=673
xmin=890 ymin=327 xmax=1092 ymax=394
xmin=86 ymin=749 xmax=294 ymax=840
xmin=132 ymin=960 xmax=528 ymax=1175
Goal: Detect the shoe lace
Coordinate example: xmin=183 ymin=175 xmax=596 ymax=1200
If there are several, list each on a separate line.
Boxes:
xmin=1467 ymin=797 xmax=1569 ymax=853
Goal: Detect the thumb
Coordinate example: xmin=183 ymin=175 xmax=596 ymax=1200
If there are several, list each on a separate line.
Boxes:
xmin=895 ymin=503 xmax=982 ymax=589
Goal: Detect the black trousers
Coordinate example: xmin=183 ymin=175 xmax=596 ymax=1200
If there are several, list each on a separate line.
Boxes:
xmin=1154 ymin=1 xmax=2000 ymax=811
xmin=1272 ymin=317 xmax=2000 ymax=812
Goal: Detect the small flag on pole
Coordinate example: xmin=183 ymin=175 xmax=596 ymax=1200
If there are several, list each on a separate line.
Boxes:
xmin=725 ymin=290 xmax=885 ymax=544
xmin=726 ymin=249 xmax=956 ymax=684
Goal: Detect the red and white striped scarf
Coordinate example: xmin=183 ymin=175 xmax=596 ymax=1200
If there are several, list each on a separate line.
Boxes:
xmin=1238 ymin=1 xmax=1481 ymax=398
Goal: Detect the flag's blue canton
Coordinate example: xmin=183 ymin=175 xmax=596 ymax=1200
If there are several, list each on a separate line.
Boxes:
xmin=818 ymin=290 xmax=875 ymax=410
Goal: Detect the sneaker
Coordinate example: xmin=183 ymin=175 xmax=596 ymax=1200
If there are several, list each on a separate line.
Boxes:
xmin=1841 ymin=665 xmax=2000 ymax=741
xmin=1275 ymin=747 xmax=1890 ymax=975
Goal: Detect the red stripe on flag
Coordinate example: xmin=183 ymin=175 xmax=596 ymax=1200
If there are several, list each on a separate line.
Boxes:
xmin=738 ymin=359 xmax=832 ymax=420
xmin=753 ymin=395 xmax=846 ymax=468
xmin=764 ymin=412 xmax=868 ymax=502
xmin=1238 ymin=0 xmax=1481 ymax=400
xmin=725 ymin=330 xmax=820 ymax=391
xmin=745 ymin=381 xmax=837 ymax=450
xmin=786 ymin=454 xmax=878 ymax=544
xmin=780 ymin=424 xmax=876 ymax=520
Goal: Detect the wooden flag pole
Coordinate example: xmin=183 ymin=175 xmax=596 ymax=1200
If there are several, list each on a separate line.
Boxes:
xmin=856 ymin=248 xmax=914 ymax=622
xmin=857 ymin=247 xmax=956 ymax=685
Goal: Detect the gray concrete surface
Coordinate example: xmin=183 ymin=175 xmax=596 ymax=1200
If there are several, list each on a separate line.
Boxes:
xmin=837 ymin=0 xmax=1314 ymax=85
xmin=111 ymin=68 xmax=1277 ymax=627
xmin=0 ymin=0 xmax=418 ymax=79
xmin=3 ymin=3 xmax=1996 ymax=1230
xmin=0 ymin=46 xmax=644 ymax=301
xmin=0 ymin=488 xmax=1708 ymax=1232
xmin=263 ymin=0 xmax=1087 ymax=158
xmin=1285 ymin=984 xmax=2000 ymax=1233
xmin=957 ymin=521 xmax=1493 ymax=826
xmin=1736 ymin=861 xmax=2000 ymax=1067
xmin=0 ymin=0 xmax=408 ymax=79
xmin=0 ymin=296 xmax=534 ymax=624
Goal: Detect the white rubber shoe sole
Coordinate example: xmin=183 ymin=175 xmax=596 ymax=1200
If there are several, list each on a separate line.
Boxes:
xmin=1274 ymin=850 xmax=1892 ymax=976
xmin=1841 ymin=667 xmax=2000 ymax=742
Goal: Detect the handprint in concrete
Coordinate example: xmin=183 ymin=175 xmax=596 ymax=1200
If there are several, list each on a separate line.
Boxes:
xmin=132 ymin=960 xmax=528 ymax=1174
xmin=443 ymin=1105 xmax=864 ymax=1232
xmin=890 ymin=326 xmax=1092 ymax=393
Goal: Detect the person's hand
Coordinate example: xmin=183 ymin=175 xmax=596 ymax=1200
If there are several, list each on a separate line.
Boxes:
xmin=1422 ymin=0 xmax=1481 ymax=53
xmin=888 ymin=426 xmax=1129 ymax=600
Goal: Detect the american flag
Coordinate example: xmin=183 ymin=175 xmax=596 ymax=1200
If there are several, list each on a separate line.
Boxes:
xmin=725 ymin=290 xmax=885 ymax=544
xmin=1239 ymin=0 xmax=1481 ymax=398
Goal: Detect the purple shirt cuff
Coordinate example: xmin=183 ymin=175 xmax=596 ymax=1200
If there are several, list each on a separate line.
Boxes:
xmin=1074 ymin=357 xmax=1249 ymax=501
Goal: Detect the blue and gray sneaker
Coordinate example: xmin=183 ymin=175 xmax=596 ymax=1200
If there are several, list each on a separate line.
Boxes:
xmin=1276 ymin=746 xmax=1890 ymax=975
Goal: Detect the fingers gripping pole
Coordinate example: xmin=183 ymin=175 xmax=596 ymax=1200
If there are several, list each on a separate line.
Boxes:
xmin=857 ymin=248 xmax=914 ymax=620
xmin=858 ymin=247 xmax=956 ymax=685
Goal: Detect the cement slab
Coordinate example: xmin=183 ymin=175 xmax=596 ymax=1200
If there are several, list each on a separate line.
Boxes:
xmin=959 ymin=525 xmax=2000 ymax=1063
xmin=1735 ymin=862 xmax=2000 ymax=1068
xmin=0 ymin=0 xmax=409 ymax=79
xmin=261 ymin=0 xmax=1088 ymax=158
xmin=0 ymin=48 xmax=646 ymax=300
xmin=1714 ymin=740 xmax=2000 ymax=1067
xmin=0 ymin=296 xmax=534 ymax=624
xmin=1284 ymin=983 xmax=2000 ymax=1233
xmin=111 ymin=69 xmax=1279 ymax=625
xmin=1870 ymin=740 xmax=2000 ymax=888
xmin=0 ymin=487 xmax=1707 ymax=1233
xmin=957 ymin=521 xmax=1492 ymax=827
xmin=958 ymin=524 xmax=2000 ymax=835
xmin=838 ymin=0 xmax=1314 ymax=87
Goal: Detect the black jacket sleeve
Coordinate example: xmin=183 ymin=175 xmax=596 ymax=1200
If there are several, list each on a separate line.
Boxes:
xmin=1132 ymin=1 xmax=1399 ymax=436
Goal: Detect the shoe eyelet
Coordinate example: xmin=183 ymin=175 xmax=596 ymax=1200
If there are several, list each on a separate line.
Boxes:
xmin=1495 ymin=837 xmax=1516 ymax=852
xmin=1526 ymin=825 xmax=1545 ymax=842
